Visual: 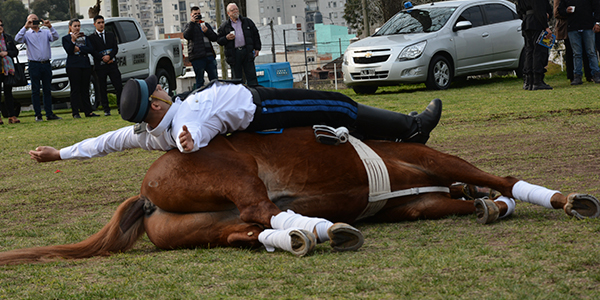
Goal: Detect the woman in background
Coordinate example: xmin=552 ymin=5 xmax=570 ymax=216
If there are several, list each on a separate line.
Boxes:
xmin=0 ymin=18 xmax=20 ymax=124
xmin=62 ymin=18 xmax=99 ymax=118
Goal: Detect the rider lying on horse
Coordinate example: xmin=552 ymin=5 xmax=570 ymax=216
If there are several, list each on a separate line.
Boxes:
xmin=28 ymin=75 xmax=442 ymax=255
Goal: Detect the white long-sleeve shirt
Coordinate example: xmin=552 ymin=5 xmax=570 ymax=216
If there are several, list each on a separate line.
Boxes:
xmin=60 ymin=82 xmax=256 ymax=160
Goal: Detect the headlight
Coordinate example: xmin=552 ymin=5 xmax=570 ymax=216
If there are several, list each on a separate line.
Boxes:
xmin=397 ymin=41 xmax=427 ymax=61
xmin=51 ymin=58 xmax=66 ymax=69
xmin=343 ymin=51 xmax=348 ymax=65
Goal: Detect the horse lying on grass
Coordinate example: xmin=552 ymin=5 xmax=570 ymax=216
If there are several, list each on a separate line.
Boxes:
xmin=1 ymin=127 xmax=598 ymax=265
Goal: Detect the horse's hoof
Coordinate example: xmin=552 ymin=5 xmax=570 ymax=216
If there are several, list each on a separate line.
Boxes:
xmin=289 ymin=229 xmax=316 ymax=257
xmin=454 ymin=183 xmax=501 ymax=200
xmin=565 ymin=194 xmax=600 ymax=220
xmin=328 ymin=223 xmax=364 ymax=252
xmin=474 ymin=198 xmax=499 ymax=224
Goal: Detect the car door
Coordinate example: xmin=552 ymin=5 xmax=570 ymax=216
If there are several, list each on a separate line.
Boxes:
xmin=452 ymin=5 xmax=494 ymax=74
xmin=482 ymin=3 xmax=523 ymax=68
xmin=110 ymin=20 xmax=150 ymax=81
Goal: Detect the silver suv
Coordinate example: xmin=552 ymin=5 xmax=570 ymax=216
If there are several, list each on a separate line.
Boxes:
xmin=342 ymin=0 xmax=524 ymax=94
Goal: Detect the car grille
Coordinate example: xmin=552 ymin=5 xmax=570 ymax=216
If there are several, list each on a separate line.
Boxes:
xmin=353 ymin=55 xmax=390 ymax=64
xmin=350 ymin=71 xmax=389 ymax=80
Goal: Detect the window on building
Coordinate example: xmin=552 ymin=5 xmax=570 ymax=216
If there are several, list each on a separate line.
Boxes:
xmin=277 ymin=7 xmax=280 ymax=12
xmin=333 ymin=2 xmax=336 ymax=7
xmin=179 ymin=1 xmax=186 ymax=11
xmin=260 ymin=7 xmax=264 ymax=13
xmin=180 ymin=12 xmax=187 ymax=22
xmin=333 ymin=12 xmax=337 ymax=18
xmin=173 ymin=4 xmax=178 ymax=10
xmin=174 ymin=15 xmax=179 ymax=21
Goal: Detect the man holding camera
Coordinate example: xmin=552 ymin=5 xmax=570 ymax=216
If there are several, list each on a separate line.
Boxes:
xmin=15 ymin=14 xmax=61 ymax=121
xmin=183 ymin=6 xmax=218 ymax=89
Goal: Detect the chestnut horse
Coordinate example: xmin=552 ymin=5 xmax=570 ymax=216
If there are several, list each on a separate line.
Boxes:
xmin=1 ymin=127 xmax=598 ymax=265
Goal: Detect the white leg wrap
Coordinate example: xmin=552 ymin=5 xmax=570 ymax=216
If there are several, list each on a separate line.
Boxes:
xmin=271 ymin=210 xmax=333 ymax=243
xmin=494 ymin=196 xmax=516 ymax=219
xmin=512 ymin=180 xmax=558 ymax=209
xmin=258 ymin=228 xmax=300 ymax=253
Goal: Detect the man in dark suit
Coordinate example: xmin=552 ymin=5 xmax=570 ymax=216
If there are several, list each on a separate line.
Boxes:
xmin=88 ymin=15 xmax=123 ymax=116
xmin=516 ymin=0 xmax=553 ymax=90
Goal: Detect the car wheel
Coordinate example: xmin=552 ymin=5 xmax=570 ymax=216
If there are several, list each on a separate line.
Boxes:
xmin=425 ymin=55 xmax=452 ymax=90
xmin=352 ymin=86 xmax=378 ymax=94
xmin=156 ymin=68 xmax=174 ymax=96
xmin=89 ymin=74 xmax=100 ymax=110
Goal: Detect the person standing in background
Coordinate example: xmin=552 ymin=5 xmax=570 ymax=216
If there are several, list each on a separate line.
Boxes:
xmin=62 ymin=19 xmax=99 ymax=119
xmin=517 ymin=0 xmax=553 ymax=90
xmin=183 ymin=6 xmax=218 ymax=89
xmin=554 ymin=0 xmax=594 ymax=83
xmin=0 ymin=18 xmax=20 ymax=124
xmin=558 ymin=0 xmax=600 ymax=85
xmin=88 ymin=15 xmax=123 ymax=116
xmin=217 ymin=3 xmax=261 ymax=86
xmin=15 ymin=14 xmax=62 ymax=121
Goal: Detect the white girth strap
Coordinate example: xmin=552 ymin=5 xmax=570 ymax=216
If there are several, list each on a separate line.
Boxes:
xmin=347 ymin=136 xmax=450 ymax=221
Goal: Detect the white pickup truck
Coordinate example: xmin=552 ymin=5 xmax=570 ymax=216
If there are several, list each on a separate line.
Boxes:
xmin=10 ymin=17 xmax=185 ymax=113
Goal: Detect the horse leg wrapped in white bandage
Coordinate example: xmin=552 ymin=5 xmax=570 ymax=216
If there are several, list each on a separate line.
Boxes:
xmin=271 ymin=210 xmax=333 ymax=243
xmin=494 ymin=196 xmax=516 ymax=219
xmin=258 ymin=228 xmax=301 ymax=252
xmin=512 ymin=180 xmax=559 ymax=209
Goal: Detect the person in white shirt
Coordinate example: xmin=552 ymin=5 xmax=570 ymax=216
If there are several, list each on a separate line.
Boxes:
xmin=29 ymin=75 xmax=442 ymax=162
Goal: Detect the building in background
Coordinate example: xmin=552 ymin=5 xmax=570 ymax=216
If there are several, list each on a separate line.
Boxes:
xmin=314 ymin=23 xmax=353 ymax=57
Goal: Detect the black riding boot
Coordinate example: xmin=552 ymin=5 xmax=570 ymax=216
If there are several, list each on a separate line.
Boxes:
xmin=532 ymin=73 xmax=552 ymax=90
xmin=523 ymin=74 xmax=532 ymax=90
xmin=355 ymin=99 xmax=442 ymax=144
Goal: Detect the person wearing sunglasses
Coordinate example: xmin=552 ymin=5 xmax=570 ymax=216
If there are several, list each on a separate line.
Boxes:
xmin=29 ymin=75 xmax=442 ymax=162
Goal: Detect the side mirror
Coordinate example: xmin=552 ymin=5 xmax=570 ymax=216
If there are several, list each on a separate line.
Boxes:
xmin=453 ymin=20 xmax=472 ymax=32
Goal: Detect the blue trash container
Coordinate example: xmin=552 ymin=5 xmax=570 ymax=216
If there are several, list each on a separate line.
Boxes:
xmin=255 ymin=62 xmax=293 ymax=88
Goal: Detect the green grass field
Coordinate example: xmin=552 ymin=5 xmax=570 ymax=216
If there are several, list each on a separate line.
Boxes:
xmin=1 ymin=72 xmax=599 ymax=299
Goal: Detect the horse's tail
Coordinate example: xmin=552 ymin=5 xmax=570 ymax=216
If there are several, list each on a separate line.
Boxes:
xmin=0 ymin=195 xmax=147 ymax=265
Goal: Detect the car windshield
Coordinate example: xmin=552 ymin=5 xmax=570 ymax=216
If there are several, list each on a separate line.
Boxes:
xmin=374 ymin=7 xmax=457 ymax=36
xmin=49 ymin=24 xmax=98 ymax=47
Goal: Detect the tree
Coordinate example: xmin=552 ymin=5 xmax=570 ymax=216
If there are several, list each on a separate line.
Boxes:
xmin=343 ymin=0 xmax=431 ymax=37
xmin=0 ymin=0 xmax=29 ymax=36
xmin=31 ymin=0 xmax=82 ymax=21
xmin=343 ymin=0 xmax=382 ymax=37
